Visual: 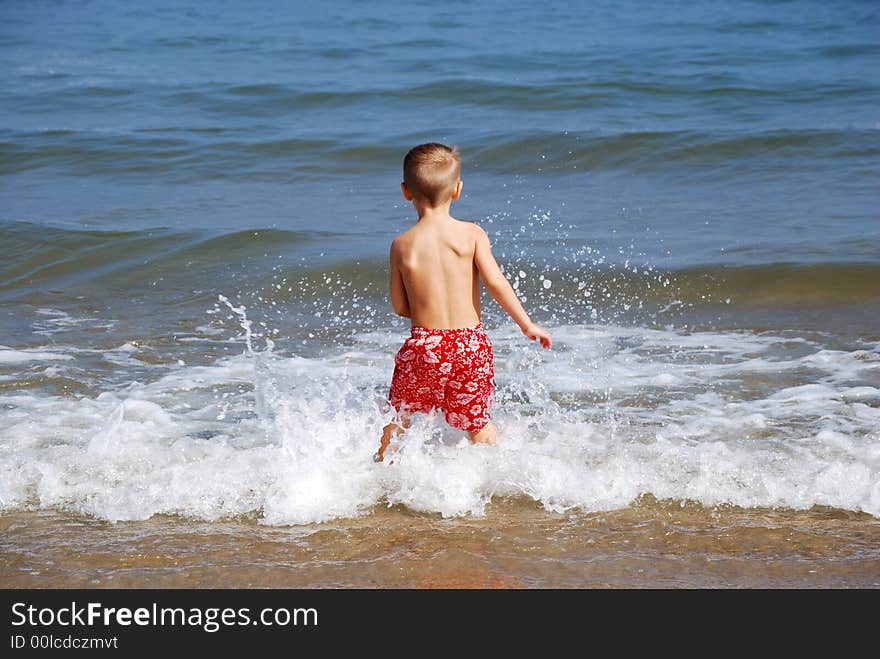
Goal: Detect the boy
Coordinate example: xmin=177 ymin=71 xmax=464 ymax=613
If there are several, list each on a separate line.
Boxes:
xmin=376 ymin=143 xmax=551 ymax=462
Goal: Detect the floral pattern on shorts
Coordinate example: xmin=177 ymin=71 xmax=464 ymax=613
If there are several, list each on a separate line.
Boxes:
xmin=388 ymin=324 xmax=495 ymax=432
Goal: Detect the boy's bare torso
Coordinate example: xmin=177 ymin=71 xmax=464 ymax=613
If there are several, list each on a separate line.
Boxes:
xmin=392 ymin=216 xmax=482 ymax=329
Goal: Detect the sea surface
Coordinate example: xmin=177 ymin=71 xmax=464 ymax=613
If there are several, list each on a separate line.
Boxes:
xmin=1 ymin=0 xmax=878 ymax=587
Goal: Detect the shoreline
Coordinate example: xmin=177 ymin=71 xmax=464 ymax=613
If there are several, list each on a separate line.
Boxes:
xmin=3 ymin=500 xmax=877 ymax=589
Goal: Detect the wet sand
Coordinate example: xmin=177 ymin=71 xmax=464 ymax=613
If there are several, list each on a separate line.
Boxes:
xmin=2 ymin=498 xmax=878 ymax=589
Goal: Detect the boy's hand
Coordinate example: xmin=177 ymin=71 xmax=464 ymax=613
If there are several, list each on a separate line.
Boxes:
xmin=522 ymin=322 xmax=552 ymax=349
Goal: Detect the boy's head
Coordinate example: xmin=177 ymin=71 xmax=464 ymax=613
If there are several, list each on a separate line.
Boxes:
xmin=402 ymin=143 xmax=462 ymax=207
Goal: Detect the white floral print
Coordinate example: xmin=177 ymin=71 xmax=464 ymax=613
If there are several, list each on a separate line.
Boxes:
xmin=388 ymin=324 xmax=494 ymax=432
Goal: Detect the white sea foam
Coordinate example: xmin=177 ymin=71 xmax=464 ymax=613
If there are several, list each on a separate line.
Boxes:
xmin=0 ymin=347 xmax=74 ymax=364
xmin=32 ymin=308 xmax=115 ymax=336
xmin=0 ymin=323 xmax=878 ymax=523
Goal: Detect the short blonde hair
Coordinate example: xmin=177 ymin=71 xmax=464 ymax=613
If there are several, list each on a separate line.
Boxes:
xmin=403 ymin=143 xmax=461 ymax=206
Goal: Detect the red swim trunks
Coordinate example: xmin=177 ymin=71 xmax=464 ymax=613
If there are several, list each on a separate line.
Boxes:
xmin=388 ymin=324 xmax=495 ymax=432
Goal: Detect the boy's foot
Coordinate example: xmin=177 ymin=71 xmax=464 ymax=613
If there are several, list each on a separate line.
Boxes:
xmin=373 ymin=443 xmax=399 ymax=463
xmin=468 ymin=421 xmax=497 ymax=445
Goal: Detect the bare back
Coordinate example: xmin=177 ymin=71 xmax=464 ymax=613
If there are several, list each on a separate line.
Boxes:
xmin=391 ymin=217 xmax=481 ymax=329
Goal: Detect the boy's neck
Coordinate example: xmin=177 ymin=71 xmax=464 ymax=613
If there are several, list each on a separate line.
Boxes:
xmin=414 ymin=201 xmax=453 ymax=222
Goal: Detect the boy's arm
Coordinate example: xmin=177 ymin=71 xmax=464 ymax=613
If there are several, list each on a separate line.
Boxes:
xmin=473 ymin=225 xmax=551 ymax=349
xmin=389 ymin=239 xmax=411 ymax=318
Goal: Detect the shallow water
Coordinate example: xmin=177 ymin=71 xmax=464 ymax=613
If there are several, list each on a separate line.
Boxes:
xmin=3 ymin=503 xmax=878 ymax=588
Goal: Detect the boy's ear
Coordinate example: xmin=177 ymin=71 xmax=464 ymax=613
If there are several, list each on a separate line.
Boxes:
xmin=451 ymin=179 xmax=463 ymax=201
xmin=401 ymin=182 xmax=413 ymax=201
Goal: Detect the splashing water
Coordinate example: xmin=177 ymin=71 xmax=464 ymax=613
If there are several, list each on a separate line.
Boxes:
xmin=0 ymin=214 xmax=877 ymax=524
xmin=1 ymin=315 xmax=877 ymax=523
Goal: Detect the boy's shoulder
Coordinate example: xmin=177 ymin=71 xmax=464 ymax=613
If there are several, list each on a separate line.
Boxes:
xmin=448 ymin=218 xmax=491 ymax=240
xmin=453 ymin=219 xmax=490 ymax=245
xmin=390 ymin=224 xmax=417 ymax=245
xmin=465 ymin=219 xmax=490 ymax=236
xmin=392 ymin=218 xmax=486 ymax=242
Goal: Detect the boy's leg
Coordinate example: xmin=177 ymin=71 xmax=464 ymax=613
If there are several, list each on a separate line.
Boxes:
xmin=451 ymin=325 xmax=495 ymax=446
xmin=468 ymin=420 xmax=496 ymax=445
xmin=375 ymin=413 xmax=411 ymax=462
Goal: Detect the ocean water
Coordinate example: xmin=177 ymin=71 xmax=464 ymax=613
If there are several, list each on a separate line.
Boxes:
xmin=1 ymin=0 xmax=879 ymax=587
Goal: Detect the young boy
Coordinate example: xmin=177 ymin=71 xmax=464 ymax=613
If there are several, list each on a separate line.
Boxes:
xmin=376 ymin=143 xmax=552 ymax=462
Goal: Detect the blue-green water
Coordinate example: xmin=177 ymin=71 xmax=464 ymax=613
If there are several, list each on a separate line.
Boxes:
xmin=1 ymin=1 xmax=879 ymax=533
xmin=2 ymin=0 xmax=878 ymax=259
